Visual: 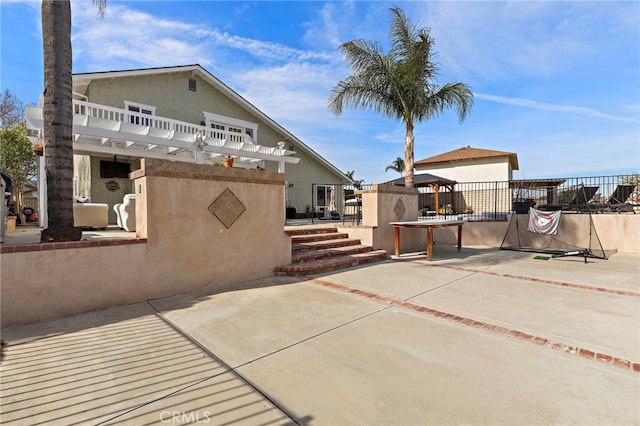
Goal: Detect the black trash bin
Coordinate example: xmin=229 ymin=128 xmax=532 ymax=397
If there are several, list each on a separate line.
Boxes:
xmin=513 ymin=201 xmax=531 ymax=214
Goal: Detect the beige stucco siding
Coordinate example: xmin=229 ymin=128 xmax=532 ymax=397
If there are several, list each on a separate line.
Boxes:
xmin=416 ymin=157 xmax=512 ymax=182
xmin=85 ymin=72 xmax=253 ymax=126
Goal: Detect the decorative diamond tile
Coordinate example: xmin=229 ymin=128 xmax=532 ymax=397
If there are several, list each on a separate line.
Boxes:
xmin=394 ymin=199 xmax=406 ymax=220
xmin=209 ymin=188 xmax=246 ymax=229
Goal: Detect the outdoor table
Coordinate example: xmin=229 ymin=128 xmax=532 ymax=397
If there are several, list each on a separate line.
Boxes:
xmin=390 ymin=219 xmax=464 ymax=261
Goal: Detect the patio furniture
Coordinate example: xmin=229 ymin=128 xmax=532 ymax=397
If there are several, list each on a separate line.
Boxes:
xmin=607 ymin=184 xmax=636 ymax=213
xmin=113 ymin=194 xmax=136 ymax=231
xmin=540 ymin=185 xmax=600 ymax=212
xmin=572 ymin=186 xmax=599 ymax=205
xmin=390 ymin=219 xmax=464 ymax=261
xmin=73 ymin=202 xmax=108 ymax=229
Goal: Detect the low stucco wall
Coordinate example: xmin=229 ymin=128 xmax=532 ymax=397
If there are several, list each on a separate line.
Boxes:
xmin=340 ymin=186 xmax=639 ymax=255
xmin=1 ymin=159 xmax=291 ymax=328
xmin=358 ymin=184 xmax=424 ymax=254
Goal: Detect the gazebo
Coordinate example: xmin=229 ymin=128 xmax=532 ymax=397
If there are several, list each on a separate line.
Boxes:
xmin=384 ymin=173 xmax=458 ymax=213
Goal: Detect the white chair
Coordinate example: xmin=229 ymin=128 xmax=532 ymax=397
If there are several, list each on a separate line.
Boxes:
xmin=113 ymin=194 xmax=136 ymax=231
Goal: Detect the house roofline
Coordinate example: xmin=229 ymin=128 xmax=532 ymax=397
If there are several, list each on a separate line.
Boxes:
xmin=415 ymin=146 xmax=519 ymax=170
xmin=73 ymin=64 xmax=350 ymax=183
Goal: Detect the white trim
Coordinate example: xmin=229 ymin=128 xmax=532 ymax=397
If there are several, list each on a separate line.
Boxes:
xmin=203 ymin=111 xmax=258 ymax=143
xmin=124 ymin=100 xmax=156 ymax=114
xmin=27 ymin=99 xmax=299 ymax=168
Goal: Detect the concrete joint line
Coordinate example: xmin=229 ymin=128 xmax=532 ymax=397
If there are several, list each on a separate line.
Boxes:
xmin=402 ymin=271 xmax=477 ymax=303
xmin=308 ymin=278 xmax=640 ymax=373
xmin=418 ymin=262 xmax=640 ymax=297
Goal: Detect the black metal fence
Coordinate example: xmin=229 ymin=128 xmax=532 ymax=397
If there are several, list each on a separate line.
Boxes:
xmin=309 ymin=174 xmax=637 ymax=224
xmin=309 ymin=183 xmax=372 ymax=224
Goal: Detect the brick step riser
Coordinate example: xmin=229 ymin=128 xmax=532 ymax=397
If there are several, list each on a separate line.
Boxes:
xmin=290 ymin=233 xmax=349 ymax=243
xmin=292 ymin=245 xmax=374 ymax=263
xmin=292 ymin=238 xmax=361 ymax=251
xmin=285 ymin=227 xmax=337 ymax=236
xmin=274 ymin=252 xmax=388 ymax=276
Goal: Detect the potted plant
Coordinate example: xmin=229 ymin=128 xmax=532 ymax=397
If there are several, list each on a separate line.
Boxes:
xmin=223 ymin=155 xmax=234 ymax=168
xmin=33 ymin=143 xmax=43 ymax=156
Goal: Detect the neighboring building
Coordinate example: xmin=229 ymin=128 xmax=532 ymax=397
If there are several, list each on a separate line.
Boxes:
xmin=26 ymin=64 xmax=350 ymax=224
xmin=413 ymin=146 xmax=520 ymax=217
xmin=415 ymin=146 xmax=519 ymax=182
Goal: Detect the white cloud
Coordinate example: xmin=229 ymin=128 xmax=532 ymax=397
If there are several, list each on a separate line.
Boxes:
xmin=71 ymin=3 xmax=335 ymax=72
xmin=476 ymin=93 xmax=639 ymax=124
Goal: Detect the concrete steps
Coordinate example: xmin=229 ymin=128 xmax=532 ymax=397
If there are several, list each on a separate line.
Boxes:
xmin=275 ymin=227 xmax=387 ymax=276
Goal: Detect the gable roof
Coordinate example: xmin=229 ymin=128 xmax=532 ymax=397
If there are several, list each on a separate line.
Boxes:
xmin=415 ymin=146 xmax=519 ymax=170
xmin=72 ymin=64 xmax=350 ymax=183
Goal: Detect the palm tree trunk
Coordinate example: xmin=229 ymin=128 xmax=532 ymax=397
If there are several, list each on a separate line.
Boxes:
xmin=40 ymin=0 xmax=81 ymax=242
xmin=404 ymin=122 xmax=415 ymax=188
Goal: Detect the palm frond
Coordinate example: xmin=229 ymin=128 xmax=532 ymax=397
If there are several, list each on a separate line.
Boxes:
xmin=92 ymin=0 xmax=107 ymax=19
xmin=418 ymin=82 xmax=474 ymax=123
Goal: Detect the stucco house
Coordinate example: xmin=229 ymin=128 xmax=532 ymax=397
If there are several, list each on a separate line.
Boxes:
xmin=415 ymin=146 xmax=519 ymax=183
xmin=26 ymin=64 xmax=350 ymax=225
xmin=411 ymin=146 xmax=520 ymax=217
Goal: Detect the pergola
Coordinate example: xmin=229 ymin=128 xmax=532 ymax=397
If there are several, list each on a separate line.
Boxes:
xmin=26 ymin=100 xmax=300 ymax=171
xmin=509 ymin=178 xmax=567 ymax=205
xmin=385 ymin=173 xmax=458 ymax=213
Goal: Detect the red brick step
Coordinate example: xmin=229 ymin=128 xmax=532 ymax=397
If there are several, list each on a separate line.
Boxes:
xmin=275 ymin=226 xmax=388 ymax=276
xmin=275 ymin=250 xmax=388 ymax=276
xmin=292 ymin=244 xmax=376 ymax=263
xmin=290 ymin=232 xmax=349 ymax=244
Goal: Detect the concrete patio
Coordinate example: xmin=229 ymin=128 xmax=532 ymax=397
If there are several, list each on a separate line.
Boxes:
xmin=1 ymin=246 xmax=639 ymax=425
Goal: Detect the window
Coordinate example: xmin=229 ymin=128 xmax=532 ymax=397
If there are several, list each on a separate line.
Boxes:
xmin=124 ymin=101 xmax=155 ymax=126
xmin=202 ymin=111 xmax=259 ymax=143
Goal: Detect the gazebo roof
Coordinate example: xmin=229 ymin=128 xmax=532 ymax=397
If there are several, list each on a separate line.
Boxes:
xmin=509 ymin=178 xmax=567 ymax=188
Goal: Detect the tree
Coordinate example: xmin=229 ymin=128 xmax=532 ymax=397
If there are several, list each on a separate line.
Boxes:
xmin=345 ymin=170 xmax=364 ymax=189
xmin=0 ymin=126 xmax=38 ymax=220
xmin=0 ymin=90 xmax=25 ymax=128
xmin=40 ymin=0 xmax=106 ymax=242
xmin=328 ymin=7 xmax=473 ymax=188
xmin=385 ymin=157 xmax=405 ymax=177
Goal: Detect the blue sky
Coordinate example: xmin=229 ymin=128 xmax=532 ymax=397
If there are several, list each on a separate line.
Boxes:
xmin=1 ymin=0 xmax=639 ymax=183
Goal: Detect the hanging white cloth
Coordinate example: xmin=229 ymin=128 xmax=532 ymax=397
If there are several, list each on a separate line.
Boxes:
xmin=527 ymin=207 xmax=561 ymax=235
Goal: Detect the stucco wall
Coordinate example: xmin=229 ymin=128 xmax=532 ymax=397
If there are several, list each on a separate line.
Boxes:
xmin=358 ymin=184 xmax=425 ymax=253
xmin=416 ymin=157 xmax=511 ymax=182
xmin=340 ymin=186 xmax=639 ymax=256
xmin=414 ymin=214 xmax=640 ymax=254
xmin=1 ymin=160 xmax=291 ymax=328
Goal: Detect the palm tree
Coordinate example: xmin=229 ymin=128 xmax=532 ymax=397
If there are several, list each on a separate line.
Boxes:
xmin=385 ymin=157 xmax=405 ymax=177
xmin=328 ymin=7 xmax=473 ymax=188
xmin=345 ymin=170 xmax=364 ymax=189
xmin=40 ymin=0 xmax=106 ymax=242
